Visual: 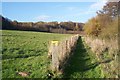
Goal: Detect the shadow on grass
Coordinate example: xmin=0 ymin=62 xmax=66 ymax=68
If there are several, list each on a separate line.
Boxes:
xmin=62 ymin=36 xmax=101 ymax=78
xmin=2 ymin=48 xmax=47 ymax=60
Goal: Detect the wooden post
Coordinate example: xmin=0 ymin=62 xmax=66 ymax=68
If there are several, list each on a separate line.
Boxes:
xmin=51 ymin=41 xmax=59 ymax=71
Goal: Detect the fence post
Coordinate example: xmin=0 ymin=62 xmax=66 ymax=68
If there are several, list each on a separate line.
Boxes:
xmin=51 ymin=41 xmax=59 ymax=71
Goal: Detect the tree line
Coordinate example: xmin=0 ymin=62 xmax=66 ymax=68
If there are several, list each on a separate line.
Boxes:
xmin=84 ymin=1 xmax=120 ymax=39
xmin=1 ymin=15 xmax=84 ymax=34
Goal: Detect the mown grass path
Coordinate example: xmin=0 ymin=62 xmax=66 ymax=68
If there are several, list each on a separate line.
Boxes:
xmin=63 ymin=36 xmax=102 ymax=78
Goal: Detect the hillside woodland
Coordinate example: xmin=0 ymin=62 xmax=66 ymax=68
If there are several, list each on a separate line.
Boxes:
xmin=1 ymin=16 xmax=84 ymax=34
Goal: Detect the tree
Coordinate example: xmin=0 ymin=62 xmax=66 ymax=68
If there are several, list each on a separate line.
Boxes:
xmin=84 ymin=1 xmax=119 ymax=38
xmin=84 ymin=17 xmax=101 ymax=36
xmin=97 ymin=2 xmax=119 ymax=18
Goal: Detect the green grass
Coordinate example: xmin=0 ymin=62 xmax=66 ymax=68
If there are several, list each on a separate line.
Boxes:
xmin=2 ymin=30 xmax=104 ymax=78
xmin=2 ymin=30 xmax=72 ymax=78
xmin=62 ymin=36 xmax=102 ymax=78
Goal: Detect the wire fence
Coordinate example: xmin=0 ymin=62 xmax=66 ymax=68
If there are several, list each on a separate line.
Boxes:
xmin=48 ymin=35 xmax=79 ymax=72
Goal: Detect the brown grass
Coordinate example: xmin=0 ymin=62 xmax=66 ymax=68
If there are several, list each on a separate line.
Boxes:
xmin=82 ymin=36 xmax=118 ymax=78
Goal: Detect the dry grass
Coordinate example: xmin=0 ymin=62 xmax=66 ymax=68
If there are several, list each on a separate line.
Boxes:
xmin=48 ymin=34 xmax=79 ymax=72
xmin=82 ymin=36 xmax=119 ymax=78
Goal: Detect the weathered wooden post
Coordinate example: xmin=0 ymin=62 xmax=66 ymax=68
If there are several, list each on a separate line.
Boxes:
xmin=50 ymin=40 xmax=59 ymax=71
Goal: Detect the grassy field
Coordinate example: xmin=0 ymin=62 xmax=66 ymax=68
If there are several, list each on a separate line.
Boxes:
xmin=2 ymin=30 xmax=103 ymax=78
xmin=2 ymin=30 xmax=72 ymax=78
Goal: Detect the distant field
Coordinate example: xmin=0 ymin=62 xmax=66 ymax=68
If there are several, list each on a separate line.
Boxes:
xmin=2 ymin=30 xmax=72 ymax=78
